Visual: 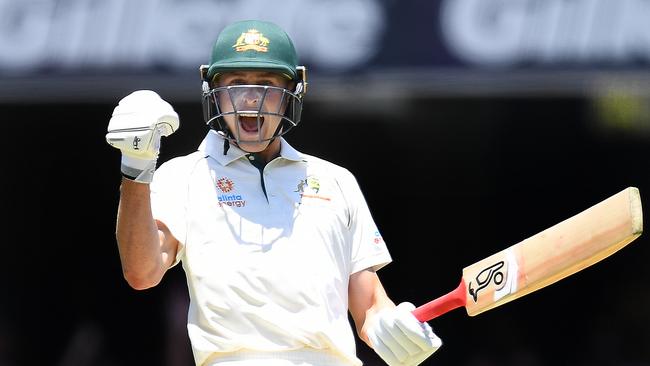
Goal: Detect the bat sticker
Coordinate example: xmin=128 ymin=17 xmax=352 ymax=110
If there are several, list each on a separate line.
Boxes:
xmin=468 ymin=261 xmax=504 ymax=302
xmin=468 ymin=248 xmax=519 ymax=303
xmin=493 ymin=248 xmax=519 ymax=301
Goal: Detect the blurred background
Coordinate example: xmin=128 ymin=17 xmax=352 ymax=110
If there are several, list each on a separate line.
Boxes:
xmin=2 ymin=0 xmax=649 ymax=365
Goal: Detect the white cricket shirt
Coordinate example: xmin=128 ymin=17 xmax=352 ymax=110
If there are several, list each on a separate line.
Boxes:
xmin=150 ymin=131 xmax=392 ymax=366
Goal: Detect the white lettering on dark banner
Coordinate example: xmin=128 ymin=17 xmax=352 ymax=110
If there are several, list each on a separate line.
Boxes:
xmin=441 ymin=0 xmax=650 ymax=66
xmin=0 ymin=0 xmax=384 ymax=72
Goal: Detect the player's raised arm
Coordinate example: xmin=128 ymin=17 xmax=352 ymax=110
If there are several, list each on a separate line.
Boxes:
xmin=106 ymin=90 xmax=180 ymax=290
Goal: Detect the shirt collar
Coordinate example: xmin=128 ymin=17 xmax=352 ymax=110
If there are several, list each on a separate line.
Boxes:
xmin=198 ymin=130 xmax=304 ymax=166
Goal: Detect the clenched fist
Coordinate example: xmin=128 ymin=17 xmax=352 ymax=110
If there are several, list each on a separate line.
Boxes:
xmin=368 ymin=302 xmax=442 ymax=366
xmin=106 ymin=90 xmax=179 ymax=183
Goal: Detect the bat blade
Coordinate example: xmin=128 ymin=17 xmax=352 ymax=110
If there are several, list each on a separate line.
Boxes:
xmin=413 ymin=187 xmax=643 ymax=322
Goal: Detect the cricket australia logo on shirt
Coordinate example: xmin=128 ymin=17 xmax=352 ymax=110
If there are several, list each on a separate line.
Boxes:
xmin=294 ymin=176 xmax=330 ymax=201
xmin=216 ymin=177 xmax=246 ymax=207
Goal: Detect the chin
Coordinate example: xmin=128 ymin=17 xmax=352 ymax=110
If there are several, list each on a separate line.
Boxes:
xmin=236 ymin=140 xmax=270 ymax=153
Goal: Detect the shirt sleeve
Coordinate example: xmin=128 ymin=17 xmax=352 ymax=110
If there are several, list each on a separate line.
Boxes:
xmin=338 ymin=168 xmax=392 ymax=274
xmin=150 ymin=157 xmax=188 ymax=267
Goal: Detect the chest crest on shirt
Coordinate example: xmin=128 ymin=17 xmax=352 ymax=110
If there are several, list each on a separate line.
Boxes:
xmin=294 ymin=176 xmax=330 ymax=201
xmin=216 ymin=176 xmax=246 ymax=207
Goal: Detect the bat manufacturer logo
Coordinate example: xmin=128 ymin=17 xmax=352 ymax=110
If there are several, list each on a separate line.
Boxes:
xmin=468 ymin=261 xmax=505 ymax=302
xmin=133 ymin=136 xmax=141 ymax=150
xmin=468 ymin=248 xmax=519 ymax=303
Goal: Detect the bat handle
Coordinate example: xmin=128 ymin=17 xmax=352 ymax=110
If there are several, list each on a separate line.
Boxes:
xmin=412 ymin=279 xmax=467 ymax=322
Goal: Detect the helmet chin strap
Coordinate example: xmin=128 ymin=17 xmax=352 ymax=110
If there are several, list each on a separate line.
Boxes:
xmin=217 ymin=130 xmax=231 ymax=155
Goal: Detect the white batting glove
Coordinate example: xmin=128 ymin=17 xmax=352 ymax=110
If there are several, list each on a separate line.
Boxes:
xmin=368 ymin=302 xmax=442 ymax=366
xmin=106 ymin=90 xmax=179 ymax=183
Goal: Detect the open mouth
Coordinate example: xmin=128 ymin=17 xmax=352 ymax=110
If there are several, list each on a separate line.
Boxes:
xmin=238 ymin=113 xmax=264 ymax=133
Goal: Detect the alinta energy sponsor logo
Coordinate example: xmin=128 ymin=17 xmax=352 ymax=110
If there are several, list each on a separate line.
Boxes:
xmin=216 ymin=177 xmax=246 ymax=207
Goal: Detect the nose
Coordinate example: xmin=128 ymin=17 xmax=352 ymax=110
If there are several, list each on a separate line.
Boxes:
xmin=242 ymin=88 xmax=262 ymax=106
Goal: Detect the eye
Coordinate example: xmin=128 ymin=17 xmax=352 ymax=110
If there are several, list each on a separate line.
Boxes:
xmin=256 ymin=80 xmax=275 ymax=87
xmin=229 ymin=79 xmax=248 ymax=86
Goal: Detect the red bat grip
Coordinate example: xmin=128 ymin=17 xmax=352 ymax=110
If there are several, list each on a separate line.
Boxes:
xmin=412 ymin=279 xmax=467 ymax=322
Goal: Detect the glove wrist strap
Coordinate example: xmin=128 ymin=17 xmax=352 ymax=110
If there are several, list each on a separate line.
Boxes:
xmin=121 ymin=155 xmax=157 ymax=184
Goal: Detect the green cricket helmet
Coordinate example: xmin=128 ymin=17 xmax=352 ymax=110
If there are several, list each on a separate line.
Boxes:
xmin=200 ymin=20 xmax=307 ymax=153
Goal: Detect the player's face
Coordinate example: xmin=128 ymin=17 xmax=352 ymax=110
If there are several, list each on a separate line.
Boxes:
xmin=215 ymin=71 xmax=292 ymax=153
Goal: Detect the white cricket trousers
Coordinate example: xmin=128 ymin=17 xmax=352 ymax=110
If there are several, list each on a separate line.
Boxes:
xmin=204 ymin=348 xmax=358 ymax=366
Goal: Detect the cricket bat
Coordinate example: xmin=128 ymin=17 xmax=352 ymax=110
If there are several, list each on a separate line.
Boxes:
xmin=412 ymin=186 xmax=643 ymax=322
